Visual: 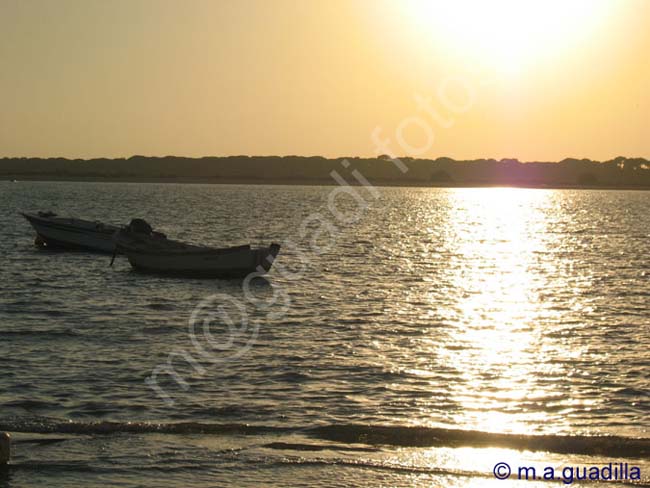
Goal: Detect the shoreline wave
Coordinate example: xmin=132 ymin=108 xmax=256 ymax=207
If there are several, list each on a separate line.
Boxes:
xmin=2 ymin=417 xmax=647 ymax=457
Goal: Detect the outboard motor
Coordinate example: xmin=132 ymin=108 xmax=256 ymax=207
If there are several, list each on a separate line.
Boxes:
xmin=128 ymin=218 xmax=153 ymax=235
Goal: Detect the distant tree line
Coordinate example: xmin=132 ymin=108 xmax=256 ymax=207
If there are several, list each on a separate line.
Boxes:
xmin=1 ymin=155 xmax=649 ymax=188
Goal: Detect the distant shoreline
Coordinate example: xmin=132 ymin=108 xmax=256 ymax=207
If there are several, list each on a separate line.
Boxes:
xmin=2 ymin=174 xmax=650 ymax=190
xmin=2 ymin=155 xmax=649 ymax=190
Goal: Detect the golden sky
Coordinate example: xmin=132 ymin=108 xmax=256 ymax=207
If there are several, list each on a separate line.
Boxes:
xmin=1 ymin=0 xmax=648 ymax=160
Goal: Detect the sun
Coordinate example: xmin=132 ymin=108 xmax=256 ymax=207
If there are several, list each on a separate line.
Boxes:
xmin=401 ymin=0 xmax=610 ymax=75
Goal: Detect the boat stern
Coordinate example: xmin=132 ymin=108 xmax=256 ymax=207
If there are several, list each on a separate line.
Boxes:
xmin=258 ymin=243 xmax=281 ymax=273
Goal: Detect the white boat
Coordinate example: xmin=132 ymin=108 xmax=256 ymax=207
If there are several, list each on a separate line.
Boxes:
xmin=113 ymin=219 xmax=280 ymax=278
xmin=21 ymin=211 xmax=120 ymax=253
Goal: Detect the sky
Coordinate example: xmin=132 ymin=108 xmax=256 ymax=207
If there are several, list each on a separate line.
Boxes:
xmin=0 ymin=0 xmax=648 ymax=161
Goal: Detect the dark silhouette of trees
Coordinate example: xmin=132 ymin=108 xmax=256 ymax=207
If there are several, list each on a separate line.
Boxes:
xmin=1 ymin=155 xmax=649 ymax=188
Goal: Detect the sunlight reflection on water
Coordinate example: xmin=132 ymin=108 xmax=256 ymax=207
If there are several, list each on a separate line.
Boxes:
xmin=1 ymin=183 xmax=649 ymax=487
xmin=392 ymin=188 xmax=632 ymax=435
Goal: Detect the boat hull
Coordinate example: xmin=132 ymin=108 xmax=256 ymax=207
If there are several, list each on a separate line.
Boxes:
xmin=124 ymin=244 xmax=281 ymax=278
xmin=22 ymin=213 xmax=119 ymax=253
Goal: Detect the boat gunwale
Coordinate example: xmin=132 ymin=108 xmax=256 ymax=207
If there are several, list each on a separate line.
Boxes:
xmin=21 ymin=212 xmax=121 ymax=236
xmin=116 ymin=242 xmax=274 ymax=257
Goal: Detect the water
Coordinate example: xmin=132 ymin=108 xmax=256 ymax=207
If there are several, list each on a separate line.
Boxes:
xmin=1 ymin=181 xmax=649 ymax=487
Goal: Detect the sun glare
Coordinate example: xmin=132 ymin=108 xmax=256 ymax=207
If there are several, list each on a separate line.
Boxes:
xmin=402 ymin=0 xmax=610 ymax=74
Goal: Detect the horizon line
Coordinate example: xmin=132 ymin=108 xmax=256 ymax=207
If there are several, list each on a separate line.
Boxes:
xmin=2 ymin=155 xmax=649 ymax=164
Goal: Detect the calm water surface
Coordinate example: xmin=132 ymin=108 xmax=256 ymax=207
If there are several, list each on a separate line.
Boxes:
xmin=1 ymin=181 xmax=648 ymax=487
